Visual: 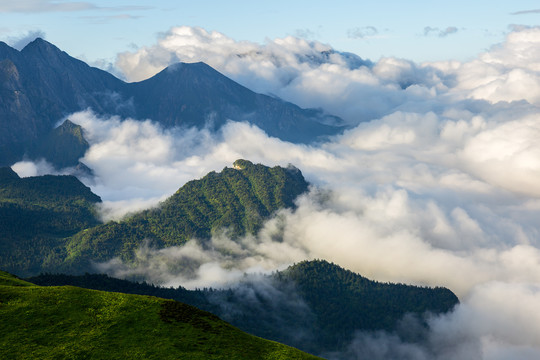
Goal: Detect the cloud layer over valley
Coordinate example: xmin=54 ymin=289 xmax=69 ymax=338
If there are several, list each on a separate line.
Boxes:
xmin=12 ymin=25 xmax=540 ymax=359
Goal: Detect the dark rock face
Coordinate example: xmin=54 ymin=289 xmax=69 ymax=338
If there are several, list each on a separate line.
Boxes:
xmin=0 ymin=38 xmax=345 ymax=167
xmin=0 ymin=39 xmax=126 ymax=166
xmin=29 ymin=119 xmax=90 ymax=169
xmin=129 ymin=62 xmax=343 ymax=142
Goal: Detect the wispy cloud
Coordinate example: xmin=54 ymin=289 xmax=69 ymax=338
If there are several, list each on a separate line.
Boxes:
xmin=80 ymin=14 xmax=144 ymax=24
xmin=511 ymin=9 xmax=540 ymax=15
xmin=7 ymin=30 xmax=46 ymax=50
xmin=347 ymin=26 xmax=378 ymax=39
xmin=424 ymin=26 xmax=458 ymax=37
xmin=294 ymin=28 xmax=317 ymax=40
xmin=0 ymin=0 xmax=97 ymax=13
xmin=0 ymin=0 xmax=152 ymax=13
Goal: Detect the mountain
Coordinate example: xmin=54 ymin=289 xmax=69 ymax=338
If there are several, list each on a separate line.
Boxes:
xmin=28 ymin=119 xmax=90 ymax=169
xmin=0 ymin=271 xmax=320 ymax=360
xmin=0 ymin=167 xmax=101 ymax=275
xmin=278 ymin=260 xmax=459 ymax=352
xmin=0 ymin=160 xmax=308 ymax=276
xmin=0 ymin=38 xmax=344 ymax=167
xmin=29 ymin=260 xmax=459 ymax=356
xmin=129 ymin=62 xmax=343 ymax=141
xmin=62 ymin=159 xmax=309 ymax=271
xmin=0 ymin=39 xmax=125 ymax=167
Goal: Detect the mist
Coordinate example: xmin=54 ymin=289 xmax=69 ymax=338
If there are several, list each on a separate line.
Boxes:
xmin=10 ymin=25 xmax=540 ymax=359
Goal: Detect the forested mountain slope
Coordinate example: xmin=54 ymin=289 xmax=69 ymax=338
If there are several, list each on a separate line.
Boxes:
xmin=30 ymin=260 xmax=459 ymax=356
xmin=0 ymin=167 xmax=101 ymax=275
xmin=62 ymin=159 xmax=308 ymax=271
xmin=0 ymin=38 xmax=343 ymax=167
xmin=0 ymin=271 xmax=320 ymax=360
xmin=0 ymin=160 xmax=308 ymax=276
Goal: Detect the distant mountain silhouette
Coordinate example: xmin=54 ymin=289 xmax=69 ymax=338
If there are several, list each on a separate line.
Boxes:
xmin=0 ymin=38 xmax=344 ymax=167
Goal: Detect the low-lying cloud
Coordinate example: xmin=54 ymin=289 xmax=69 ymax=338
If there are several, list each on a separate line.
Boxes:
xmin=11 ymin=25 xmax=540 ymax=359
xmin=49 ymin=105 xmax=540 ymax=359
xmin=116 ymin=25 xmax=540 ymax=127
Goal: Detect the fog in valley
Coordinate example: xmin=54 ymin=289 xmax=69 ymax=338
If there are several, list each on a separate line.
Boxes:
xmin=12 ymin=25 xmax=540 ymax=359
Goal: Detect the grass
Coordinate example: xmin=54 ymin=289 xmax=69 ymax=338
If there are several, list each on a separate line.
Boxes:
xmin=0 ymin=272 xmax=320 ymax=360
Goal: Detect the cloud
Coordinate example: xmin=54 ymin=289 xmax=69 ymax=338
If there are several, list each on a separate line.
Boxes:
xmin=11 ymin=159 xmax=56 ymax=177
xmin=79 ymin=14 xmax=143 ymax=24
xmin=7 ymin=30 xmax=47 ymax=50
xmin=424 ymin=26 xmax=458 ymax=37
xmin=511 ymin=9 xmax=540 ymax=15
xmin=54 ymin=103 xmax=540 ymax=358
xmin=115 ymin=26 xmax=438 ymax=125
xmin=14 ymin=25 xmax=540 ymax=358
xmin=114 ymin=25 xmax=540 ymax=118
xmin=347 ymin=26 xmax=378 ymax=39
xmin=0 ymin=0 xmax=97 ymax=13
xmin=0 ymin=0 xmax=152 ymax=13
xmin=294 ymin=28 xmax=318 ymax=40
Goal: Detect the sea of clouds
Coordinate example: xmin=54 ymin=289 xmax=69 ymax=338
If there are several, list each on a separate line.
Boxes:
xmin=12 ymin=25 xmax=540 ymax=359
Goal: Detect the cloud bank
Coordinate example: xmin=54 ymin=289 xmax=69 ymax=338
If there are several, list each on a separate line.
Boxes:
xmin=49 ymin=103 xmax=540 ymax=358
xmin=116 ymin=25 xmax=540 ymax=126
xmin=12 ymin=25 xmax=540 ymax=359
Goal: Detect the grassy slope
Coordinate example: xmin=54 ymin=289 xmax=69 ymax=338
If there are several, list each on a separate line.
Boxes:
xmin=0 ymin=273 xmax=320 ymax=360
xmin=27 ymin=260 xmax=460 ymax=355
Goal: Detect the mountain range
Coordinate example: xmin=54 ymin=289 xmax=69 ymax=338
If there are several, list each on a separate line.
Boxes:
xmin=0 ymin=38 xmax=344 ymax=168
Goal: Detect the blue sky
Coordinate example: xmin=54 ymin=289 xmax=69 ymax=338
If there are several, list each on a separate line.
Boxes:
xmin=2 ymin=0 xmax=540 ymax=65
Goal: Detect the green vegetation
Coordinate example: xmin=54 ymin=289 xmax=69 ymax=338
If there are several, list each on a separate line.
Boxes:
xmin=0 ymin=168 xmax=101 ymax=276
xmin=0 ymin=160 xmax=308 ymax=276
xmin=63 ymin=159 xmax=308 ymax=271
xmin=30 ymin=260 xmax=459 ymax=355
xmin=0 ymin=271 xmax=320 ymax=360
xmin=279 ymin=260 xmax=459 ymax=351
xmin=0 ymin=270 xmax=34 ymax=287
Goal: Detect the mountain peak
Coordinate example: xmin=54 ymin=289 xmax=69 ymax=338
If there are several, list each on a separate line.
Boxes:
xmin=20 ymin=37 xmax=65 ymax=58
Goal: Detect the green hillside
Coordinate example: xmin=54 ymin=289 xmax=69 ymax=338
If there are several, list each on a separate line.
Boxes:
xmin=63 ymin=159 xmax=308 ymax=270
xmin=0 ymin=160 xmax=308 ymax=276
xmin=29 ymin=260 xmax=459 ymax=355
xmin=0 ymin=270 xmax=34 ymax=287
xmin=0 ymin=167 xmax=101 ymax=275
xmin=279 ymin=260 xmax=459 ymax=351
xmin=0 ymin=272 xmax=320 ymax=360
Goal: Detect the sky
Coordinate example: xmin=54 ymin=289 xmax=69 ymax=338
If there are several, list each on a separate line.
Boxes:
xmin=2 ymin=0 xmax=540 ymax=68
xmin=6 ymin=1 xmax=540 ymax=359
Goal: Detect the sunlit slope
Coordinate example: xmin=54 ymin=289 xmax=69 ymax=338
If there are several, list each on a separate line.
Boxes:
xmin=0 ymin=160 xmax=308 ymax=276
xmin=0 ymin=273 xmax=320 ymax=360
xmin=29 ymin=260 xmax=460 ymax=355
xmin=64 ymin=159 xmax=308 ymax=270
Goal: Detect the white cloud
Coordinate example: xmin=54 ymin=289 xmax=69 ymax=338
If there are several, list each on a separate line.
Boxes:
xmin=59 ymin=105 xmax=540 ymax=358
xmin=11 ymin=159 xmax=55 ymax=177
xmin=13 ymin=25 xmax=540 ymax=358
xmin=7 ymin=30 xmax=46 ymax=50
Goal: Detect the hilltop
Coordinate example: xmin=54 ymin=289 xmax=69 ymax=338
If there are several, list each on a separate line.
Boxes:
xmin=0 ymin=271 xmax=320 ymax=359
